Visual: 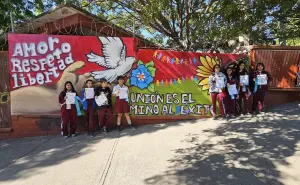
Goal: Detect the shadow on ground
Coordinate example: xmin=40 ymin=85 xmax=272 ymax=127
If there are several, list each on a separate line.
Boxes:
xmin=144 ymin=102 xmax=300 ymax=185
xmin=0 ymin=118 xmax=199 ymax=182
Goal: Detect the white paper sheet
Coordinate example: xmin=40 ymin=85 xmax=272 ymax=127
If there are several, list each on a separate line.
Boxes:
xmin=228 ymin=84 xmax=238 ymax=95
xmin=66 ymin=93 xmax=76 ymax=104
xmin=216 ymin=76 xmax=225 ymax=88
xmin=240 ymin=75 xmax=249 ymax=85
xmin=95 ymin=95 xmax=108 ymax=106
xmin=257 ymin=74 xmax=268 ymax=85
xmin=119 ymin=88 xmax=128 ymax=99
xmin=85 ymin=88 xmax=95 ymax=99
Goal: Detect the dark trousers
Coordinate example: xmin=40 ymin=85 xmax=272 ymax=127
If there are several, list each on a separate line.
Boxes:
xmin=84 ymin=107 xmax=95 ymax=133
xmin=252 ymin=89 xmax=267 ymax=112
xmin=238 ymin=91 xmax=249 ymax=114
xmin=210 ymin=92 xmax=226 ymax=117
xmin=98 ymin=108 xmax=113 ymax=128
xmin=61 ymin=109 xmax=77 ymax=136
xmin=226 ymin=95 xmax=237 ymax=115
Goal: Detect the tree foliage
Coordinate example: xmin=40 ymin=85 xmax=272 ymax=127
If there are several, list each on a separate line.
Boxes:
xmin=1 ymin=0 xmax=300 ymax=50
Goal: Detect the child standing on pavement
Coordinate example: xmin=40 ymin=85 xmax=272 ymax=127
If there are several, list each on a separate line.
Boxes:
xmin=95 ymin=78 xmax=113 ymax=133
xmin=112 ymin=76 xmax=135 ymax=132
xmin=81 ymin=80 xmax=96 ymax=137
xmin=236 ymin=61 xmax=250 ymax=115
xmin=208 ymin=64 xmax=227 ymax=120
xmin=225 ymin=67 xmax=238 ymax=117
xmin=251 ymin=62 xmax=272 ymax=114
xmin=58 ymin=81 xmax=78 ymax=139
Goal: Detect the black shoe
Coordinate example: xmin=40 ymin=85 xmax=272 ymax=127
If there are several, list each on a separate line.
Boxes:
xmin=87 ymin=132 xmax=90 ymax=136
xmin=102 ymin=127 xmax=107 ymax=133
xmin=90 ymin=133 xmax=95 ymax=138
xmin=213 ymin=116 xmax=218 ymax=120
xmin=118 ymin=126 xmax=122 ymax=132
xmin=71 ymin=134 xmax=76 ymax=137
xmin=129 ymin=125 xmax=136 ymax=130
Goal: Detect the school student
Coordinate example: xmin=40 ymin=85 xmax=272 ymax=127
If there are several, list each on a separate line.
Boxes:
xmin=208 ymin=64 xmax=227 ymax=119
xmin=236 ymin=61 xmax=251 ymax=115
xmin=225 ymin=67 xmax=238 ymax=117
xmin=95 ymin=78 xmax=113 ymax=133
xmin=58 ymin=81 xmax=78 ymax=138
xmin=82 ymin=80 xmax=96 ymax=137
xmin=112 ymin=76 xmax=135 ymax=131
xmin=251 ymin=62 xmax=272 ymax=114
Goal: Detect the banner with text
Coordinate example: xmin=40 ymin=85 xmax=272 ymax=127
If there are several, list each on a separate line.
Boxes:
xmin=8 ymin=34 xmax=136 ymax=114
xmin=128 ymin=49 xmax=248 ymax=116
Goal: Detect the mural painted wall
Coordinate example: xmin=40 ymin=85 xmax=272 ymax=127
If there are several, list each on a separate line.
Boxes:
xmin=128 ymin=50 xmax=248 ymax=116
xmin=8 ymin=34 xmax=136 ymax=115
xmin=8 ymin=34 xmax=248 ymax=116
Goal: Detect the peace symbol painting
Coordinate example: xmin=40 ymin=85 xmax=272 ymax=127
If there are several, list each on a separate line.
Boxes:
xmin=8 ymin=34 xmax=248 ymax=116
xmin=8 ymin=34 xmax=137 ymax=115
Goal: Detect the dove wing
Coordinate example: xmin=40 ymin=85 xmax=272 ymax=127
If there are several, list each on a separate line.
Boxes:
xmin=86 ymin=53 xmax=107 ymax=67
xmin=99 ymin=37 xmax=125 ymax=69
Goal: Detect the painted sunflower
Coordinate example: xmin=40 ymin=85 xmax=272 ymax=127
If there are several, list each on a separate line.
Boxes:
xmin=197 ymin=56 xmax=221 ymax=91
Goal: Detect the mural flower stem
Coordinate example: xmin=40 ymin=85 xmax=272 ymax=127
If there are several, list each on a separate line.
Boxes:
xmin=127 ymin=60 xmax=156 ymax=92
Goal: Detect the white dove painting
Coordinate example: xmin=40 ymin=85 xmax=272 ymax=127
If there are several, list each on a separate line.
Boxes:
xmin=86 ymin=37 xmax=136 ymax=82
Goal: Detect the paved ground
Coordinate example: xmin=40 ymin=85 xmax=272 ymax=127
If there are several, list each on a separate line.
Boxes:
xmin=1 ymin=102 xmax=300 ymax=185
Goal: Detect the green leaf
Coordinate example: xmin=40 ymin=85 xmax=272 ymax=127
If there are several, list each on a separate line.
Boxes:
xmin=125 ymin=79 xmax=130 ymax=86
xmin=148 ymin=83 xmax=155 ymax=92
xmin=145 ymin=61 xmax=154 ymax=68
xmin=147 ymin=67 xmax=156 ymax=77
xmin=137 ymin=60 xmax=143 ymax=66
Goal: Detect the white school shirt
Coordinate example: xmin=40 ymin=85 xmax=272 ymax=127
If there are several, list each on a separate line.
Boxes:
xmin=112 ymin=84 xmax=128 ymax=98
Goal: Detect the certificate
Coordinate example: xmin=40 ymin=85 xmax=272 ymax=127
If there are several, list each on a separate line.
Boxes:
xmin=119 ymin=88 xmax=128 ymax=99
xmin=228 ymin=84 xmax=238 ymax=95
xmin=66 ymin=93 xmax=76 ymax=104
xmin=85 ymin=88 xmax=94 ymax=99
xmin=240 ymin=75 xmax=249 ymax=85
xmin=95 ymin=95 xmax=107 ymax=106
xmin=216 ymin=77 xmax=225 ymax=88
xmin=257 ymin=74 xmax=268 ymax=85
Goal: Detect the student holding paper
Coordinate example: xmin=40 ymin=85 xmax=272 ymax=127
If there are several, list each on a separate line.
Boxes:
xmin=236 ymin=61 xmax=250 ymax=115
xmin=225 ymin=67 xmax=238 ymax=117
xmin=58 ymin=81 xmax=78 ymax=138
xmin=81 ymin=80 xmax=96 ymax=137
xmin=113 ymin=76 xmax=135 ymax=132
xmin=208 ymin=64 xmax=227 ymax=120
xmin=251 ymin=62 xmax=272 ymax=114
xmin=95 ymin=78 xmax=113 ymax=133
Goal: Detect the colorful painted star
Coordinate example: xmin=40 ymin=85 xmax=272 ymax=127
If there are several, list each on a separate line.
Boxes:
xmin=153 ymin=50 xmax=158 ymax=57
xmin=165 ymin=79 xmax=169 ymax=86
xmin=193 ymin=57 xmax=197 ymax=64
xmin=178 ymin=78 xmax=182 ymax=84
xmin=162 ymin=56 xmax=167 ymax=62
xmin=180 ymin=58 xmax=184 ymax=64
xmin=171 ymin=58 xmax=175 ymax=64
xmin=194 ymin=76 xmax=198 ymax=83
xmin=175 ymin=58 xmax=180 ymax=64
xmin=182 ymin=77 xmax=185 ymax=82
xmin=173 ymin=79 xmax=177 ymax=85
xmin=157 ymin=53 xmax=163 ymax=60
xmin=166 ymin=56 xmax=170 ymax=63
xmin=169 ymin=79 xmax=173 ymax=85
xmin=156 ymin=80 xmax=160 ymax=86
xmin=160 ymin=80 xmax=164 ymax=86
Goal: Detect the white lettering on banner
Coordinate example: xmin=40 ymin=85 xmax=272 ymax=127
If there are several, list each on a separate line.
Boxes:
xmin=10 ymin=36 xmax=74 ymax=88
xmin=129 ymin=92 xmax=213 ymax=116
